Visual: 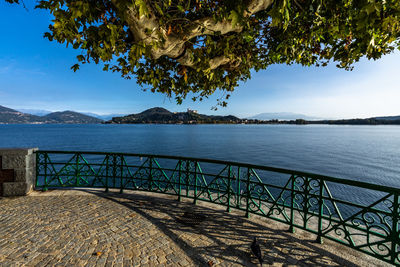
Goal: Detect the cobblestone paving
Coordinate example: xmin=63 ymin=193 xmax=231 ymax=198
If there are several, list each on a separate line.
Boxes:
xmin=0 ymin=189 xmax=390 ymax=266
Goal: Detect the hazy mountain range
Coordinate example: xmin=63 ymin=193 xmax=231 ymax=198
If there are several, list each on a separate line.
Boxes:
xmin=16 ymin=108 xmax=324 ymax=121
xmin=16 ymin=109 xmax=126 ymax=121
xmin=2 ymin=105 xmax=400 ymax=125
xmin=0 ymin=105 xmax=103 ymax=124
xmin=82 ymin=112 xmax=128 ymax=121
xmin=248 ymin=112 xmax=322 ymax=121
xmin=17 ymin=109 xmax=53 ymax=117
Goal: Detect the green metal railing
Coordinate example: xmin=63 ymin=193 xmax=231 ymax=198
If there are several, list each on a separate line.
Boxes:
xmin=35 ymin=150 xmax=400 ymax=265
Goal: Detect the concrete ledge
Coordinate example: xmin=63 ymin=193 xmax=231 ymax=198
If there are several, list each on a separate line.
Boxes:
xmin=0 ymin=148 xmax=38 ymax=197
xmin=0 ymin=148 xmax=37 ymax=170
xmin=2 ymin=182 xmax=31 ymax=196
xmin=14 ymin=167 xmax=35 ymax=182
xmin=0 ymin=148 xmax=37 ymax=156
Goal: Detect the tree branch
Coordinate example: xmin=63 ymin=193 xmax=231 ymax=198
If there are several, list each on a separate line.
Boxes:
xmin=118 ymin=0 xmax=273 ymax=70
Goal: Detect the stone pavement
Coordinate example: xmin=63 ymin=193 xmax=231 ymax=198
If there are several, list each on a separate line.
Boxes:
xmin=0 ymin=189 xmax=390 ymax=266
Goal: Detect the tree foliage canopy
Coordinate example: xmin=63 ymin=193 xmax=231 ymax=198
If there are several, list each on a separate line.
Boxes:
xmin=6 ymin=0 xmax=400 ymax=107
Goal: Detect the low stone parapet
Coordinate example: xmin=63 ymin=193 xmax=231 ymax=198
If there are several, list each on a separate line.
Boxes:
xmin=0 ymin=148 xmax=38 ymax=197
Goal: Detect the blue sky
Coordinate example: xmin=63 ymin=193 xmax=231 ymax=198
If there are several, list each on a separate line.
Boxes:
xmin=1 ymin=2 xmax=399 ymax=119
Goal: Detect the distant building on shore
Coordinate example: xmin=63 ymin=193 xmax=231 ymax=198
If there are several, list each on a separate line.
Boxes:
xmin=187 ymin=108 xmax=198 ymax=114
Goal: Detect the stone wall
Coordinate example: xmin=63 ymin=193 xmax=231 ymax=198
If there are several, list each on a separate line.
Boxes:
xmin=0 ymin=148 xmax=38 ymax=197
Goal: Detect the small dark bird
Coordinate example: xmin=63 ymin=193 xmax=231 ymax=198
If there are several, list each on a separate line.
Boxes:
xmin=251 ymin=237 xmax=263 ymax=265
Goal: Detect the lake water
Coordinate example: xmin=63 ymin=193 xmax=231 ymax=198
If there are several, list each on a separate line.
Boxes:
xmin=1 ymin=124 xmax=400 ymax=188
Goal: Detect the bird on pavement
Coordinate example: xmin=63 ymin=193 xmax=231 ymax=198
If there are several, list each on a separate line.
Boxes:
xmin=251 ymin=237 xmax=263 ymax=265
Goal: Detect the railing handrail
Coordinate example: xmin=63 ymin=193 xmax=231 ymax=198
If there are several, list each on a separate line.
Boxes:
xmin=35 ymin=150 xmax=400 ymax=194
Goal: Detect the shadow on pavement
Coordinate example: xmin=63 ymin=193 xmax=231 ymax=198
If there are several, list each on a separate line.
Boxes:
xmin=86 ymin=189 xmax=360 ymax=267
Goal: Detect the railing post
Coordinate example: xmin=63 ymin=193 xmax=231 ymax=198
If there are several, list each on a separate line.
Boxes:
xmin=119 ymin=155 xmax=124 ymax=194
xmin=289 ymin=175 xmax=295 ymax=233
xmin=43 ymin=152 xmax=48 ymax=191
xmin=75 ymin=153 xmax=80 ymax=186
xmin=43 ymin=153 xmax=48 ymax=191
xmin=105 ymin=155 xmax=109 ymax=193
xmin=226 ymin=165 xmax=231 ymax=212
xmin=148 ymin=157 xmax=153 ymax=191
xmin=236 ymin=166 xmax=241 ymax=209
xmin=112 ymin=154 xmax=117 ymax=188
xmin=316 ymin=178 xmax=324 ymax=244
xmin=177 ymin=160 xmax=182 ymax=201
xmin=193 ymin=161 xmax=197 ymax=204
xmin=35 ymin=152 xmax=39 ymax=188
xmin=391 ymin=193 xmax=399 ymax=264
xmin=303 ymin=177 xmax=309 ymax=229
xmin=186 ymin=160 xmax=189 ymax=197
xmin=245 ymin=168 xmax=251 ymax=218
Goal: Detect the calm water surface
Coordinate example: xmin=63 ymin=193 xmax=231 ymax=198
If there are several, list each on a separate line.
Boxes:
xmin=1 ymin=124 xmax=399 ymax=187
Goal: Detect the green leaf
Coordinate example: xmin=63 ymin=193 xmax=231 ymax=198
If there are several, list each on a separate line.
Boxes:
xmin=228 ymin=10 xmax=239 ymax=28
xmin=135 ymin=0 xmax=149 ymax=17
xmin=77 ymin=55 xmax=85 ymax=62
xmin=177 ymin=5 xmax=185 ymax=12
xmin=71 ymin=64 xmax=80 ymax=72
xmin=243 ymin=32 xmax=253 ymax=42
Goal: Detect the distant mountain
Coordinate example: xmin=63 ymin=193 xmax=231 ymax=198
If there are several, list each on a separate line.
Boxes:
xmin=16 ymin=109 xmax=52 ymax=116
xmin=107 ymin=107 xmax=242 ymax=124
xmin=306 ymin=115 xmax=400 ymax=125
xmin=0 ymin=105 xmax=44 ymax=124
xmin=372 ymin=115 xmax=400 ymax=121
xmin=42 ymin=111 xmax=103 ymax=124
xmin=16 ymin=109 xmax=125 ymax=121
xmin=249 ymin=112 xmax=321 ymax=121
xmin=0 ymin=105 xmax=103 ymax=124
xmin=0 ymin=105 xmax=18 ymax=113
xmin=83 ymin=112 xmax=128 ymax=121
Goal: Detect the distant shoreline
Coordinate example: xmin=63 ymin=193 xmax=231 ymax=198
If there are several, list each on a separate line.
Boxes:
xmin=2 ymin=105 xmax=400 ymax=125
xmin=105 ymin=107 xmax=400 ymax=125
xmin=2 ymin=121 xmax=400 ymax=126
